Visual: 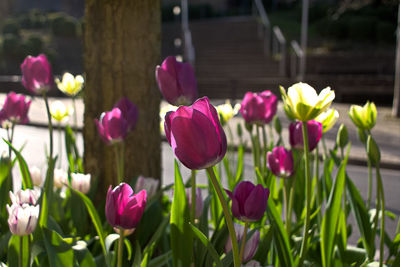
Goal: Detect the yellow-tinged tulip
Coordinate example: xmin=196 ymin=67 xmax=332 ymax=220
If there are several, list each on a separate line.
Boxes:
xmin=315 ymin=108 xmax=339 ymax=133
xmin=348 ymin=101 xmax=377 ymax=130
xmin=280 ymin=82 xmax=335 ymax=122
xmin=50 ymin=101 xmax=73 ymax=123
xmin=56 ymin=73 xmax=84 ymax=96
xmin=216 ymin=100 xmax=240 ymax=125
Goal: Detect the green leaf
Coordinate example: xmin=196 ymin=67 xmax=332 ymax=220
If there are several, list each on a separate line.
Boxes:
xmin=0 ymin=156 xmax=11 ymax=218
xmin=266 ymin=198 xmax=294 ymax=267
xmin=39 ymin=157 xmax=57 ymax=228
xmin=3 ymin=139 xmax=33 ymax=189
xmin=147 ymin=251 xmax=172 ymax=267
xmin=141 ymin=216 xmax=169 ymax=266
xmin=321 ymin=145 xmax=350 ymax=267
xmin=73 ymin=241 xmax=96 ymax=267
xmin=170 ymin=160 xmax=193 ymax=267
xmin=8 ymin=235 xmax=29 ymax=267
xmin=234 ymin=144 xmax=244 ymax=185
xmin=42 ymin=227 xmax=74 ymax=267
xmin=190 ymin=224 xmax=223 ymax=267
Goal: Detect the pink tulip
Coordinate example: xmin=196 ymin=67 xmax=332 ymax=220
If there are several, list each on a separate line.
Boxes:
xmin=225 ymin=181 xmax=269 ymax=222
xmin=0 ymin=92 xmax=31 ymax=125
xmin=289 ymin=120 xmax=322 ymax=152
xmin=156 ymin=56 xmax=198 ymax=106
xmin=164 ymin=97 xmax=227 ymax=170
xmin=20 ymin=54 xmax=53 ymax=94
xmin=105 ymin=183 xmax=147 ymax=230
xmin=225 ymin=223 xmax=260 ymax=263
xmin=239 ymin=91 xmax=278 ymax=125
xmin=267 ymin=147 xmax=294 ymax=178
xmin=114 ymin=97 xmax=138 ymax=131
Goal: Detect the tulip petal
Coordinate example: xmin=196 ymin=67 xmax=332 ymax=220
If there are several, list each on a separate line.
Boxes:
xmin=243 ymin=185 xmax=268 ymax=221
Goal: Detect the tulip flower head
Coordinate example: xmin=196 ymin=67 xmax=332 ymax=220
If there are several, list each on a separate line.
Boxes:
xmin=113 ymin=97 xmax=138 ymax=132
xmin=185 ymin=187 xmax=203 ymax=219
xmin=225 ymin=181 xmax=270 ymax=222
xmin=225 ymin=223 xmax=260 ymax=263
xmin=9 ymin=189 xmax=40 ymax=206
xmin=105 ymin=183 xmax=147 ymax=231
xmin=280 ymin=83 xmax=335 ymax=122
xmin=71 ymin=173 xmax=91 ymax=194
xmin=156 ymin=56 xmax=198 ymax=106
xmin=50 ymin=100 xmax=73 ymax=123
xmin=56 ymin=72 xmax=84 ymax=96
xmin=21 ymin=54 xmax=54 ymax=94
xmin=289 ymin=120 xmax=322 ymax=152
xmin=267 ymin=147 xmax=294 ymax=178
xmin=53 ymin=168 xmax=68 ymax=189
xmin=315 ymin=108 xmax=339 ymax=133
xmin=7 ymin=203 xmax=39 ymax=236
xmin=30 ymin=166 xmax=43 ymax=187
xmin=216 ymin=100 xmax=241 ymax=126
xmin=135 ymin=176 xmax=159 ymax=199
xmin=348 ymin=101 xmax=377 ymax=131
xmin=239 ymin=91 xmax=278 ymax=125
xmin=0 ymin=92 xmax=31 ymax=126
xmin=164 ymin=97 xmax=227 ymax=170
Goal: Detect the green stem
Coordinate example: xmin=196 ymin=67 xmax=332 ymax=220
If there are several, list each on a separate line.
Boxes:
xmin=286 ymin=175 xmax=296 ymax=236
xmin=255 ymin=127 xmax=261 ymax=170
xmin=261 ymin=126 xmax=268 ymax=175
xmin=43 ymin=93 xmax=54 ymax=160
xmin=206 ymin=167 xmax=240 ymax=267
xmin=114 ymin=143 xmax=124 ymax=183
xmin=191 ymin=170 xmax=196 ymax=223
xmin=340 ymin=147 xmax=348 ymax=218
xmin=284 ymin=179 xmax=290 ymax=235
xmin=72 ymin=97 xmax=78 ymax=134
xmin=315 ymin=145 xmax=322 ymax=229
xmin=299 ymin=122 xmax=311 ymax=267
xmin=19 ymin=236 xmax=23 ymax=267
xmin=239 ymin=222 xmax=249 ymax=263
xmin=376 ymin=165 xmax=385 ymax=267
xmin=268 ymin=124 xmax=274 ymax=147
xmin=367 ymin=157 xmax=373 ymax=210
xmin=117 ymin=230 xmax=124 ymax=267
xmin=58 ymin=124 xmax=62 ymax=168
xmin=27 ymin=235 xmax=31 ymax=267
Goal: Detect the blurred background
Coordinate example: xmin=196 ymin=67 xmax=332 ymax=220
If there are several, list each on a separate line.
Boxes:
xmin=0 ymin=0 xmax=398 ymax=106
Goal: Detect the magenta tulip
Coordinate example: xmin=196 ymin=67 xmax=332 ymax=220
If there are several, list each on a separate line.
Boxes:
xmin=114 ymin=97 xmax=138 ymax=131
xmin=289 ymin=120 xmax=322 ymax=151
xmin=95 ymin=108 xmax=128 ymax=144
xmin=267 ymin=147 xmax=294 ymax=178
xmin=225 ymin=223 xmax=260 ymax=263
xmin=105 ymin=183 xmax=147 ymax=230
xmin=20 ymin=54 xmax=53 ymax=94
xmin=225 ymin=181 xmax=270 ymax=222
xmin=164 ymin=97 xmax=227 ymax=170
xmin=156 ymin=56 xmax=198 ymax=106
xmin=0 ymin=92 xmax=31 ymax=125
xmin=239 ymin=90 xmax=278 ymax=125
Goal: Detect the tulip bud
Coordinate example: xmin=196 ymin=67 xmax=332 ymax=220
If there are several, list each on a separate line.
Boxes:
xmin=53 ymin=168 xmax=68 ymax=189
xmin=315 ymin=108 xmax=339 ymax=133
xmin=239 ymin=91 xmax=278 ymax=125
xmin=105 ymin=183 xmax=147 ymax=231
xmin=30 ymin=166 xmax=43 ymax=186
xmin=280 ymin=83 xmax=335 ymax=122
xmin=156 ymin=56 xmax=198 ymax=106
xmin=225 ymin=181 xmax=269 ymax=222
xmin=9 ymin=189 xmax=40 ymax=206
xmin=336 ymin=124 xmax=349 ymax=149
xmin=164 ymin=97 xmax=227 ymax=170
xmin=20 ymin=54 xmax=54 ymax=94
xmin=55 ymin=72 xmax=84 ymax=96
xmin=367 ymin=135 xmax=380 ymax=165
xmin=289 ymin=120 xmax=322 ymax=152
xmin=50 ymin=100 xmax=73 ymax=123
xmin=348 ymin=101 xmax=377 ymax=130
xmin=225 ymin=223 xmax=260 ymax=263
xmin=273 ymin=116 xmax=282 ymax=135
xmin=71 ymin=173 xmax=91 ymax=194
xmin=0 ymin=92 xmax=31 ymax=125
xmin=267 ymin=147 xmax=294 ymax=178
xmin=7 ymin=203 xmax=39 ymax=236
xmin=185 ymin=187 xmax=203 ymax=219
xmin=135 ymin=176 xmax=159 ymax=199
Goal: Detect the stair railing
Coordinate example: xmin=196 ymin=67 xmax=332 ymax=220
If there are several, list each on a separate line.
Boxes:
xmin=290 ymin=40 xmax=304 ymax=81
xmin=181 ymin=0 xmax=195 ymax=67
xmin=272 ymin=26 xmax=286 ymax=76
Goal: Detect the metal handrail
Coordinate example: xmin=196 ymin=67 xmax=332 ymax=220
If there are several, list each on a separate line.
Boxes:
xmin=253 ymin=0 xmax=271 ymax=56
xmin=272 ymin=26 xmax=286 ymax=76
xmin=181 ymin=0 xmax=195 ymax=67
xmin=290 ymin=40 xmax=304 ymax=81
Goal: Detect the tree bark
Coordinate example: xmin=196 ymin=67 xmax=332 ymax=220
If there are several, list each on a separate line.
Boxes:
xmin=84 ymin=0 xmax=161 ymax=197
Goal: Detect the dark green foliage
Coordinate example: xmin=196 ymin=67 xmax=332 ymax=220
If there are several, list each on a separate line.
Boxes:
xmin=49 ymin=13 xmax=79 ymax=38
xmin=18 ymin=9 xmax=48 ymax=29
xmin=1 ymin=34 xmax=21 ymax=58
xmin=2 ymin=19 xmax=20 ymax=36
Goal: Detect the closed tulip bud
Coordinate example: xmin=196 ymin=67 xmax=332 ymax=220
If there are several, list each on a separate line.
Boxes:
xmin=367 ymin=135 xmax=380 ymax=165
xmin=225 ymin=223 xmax=260 ymax=263
xmin=71 ymin=173 xmax=91 ymax=194
xmin=267 ymin=147 xmax=294 ymax=178
xmin=225 ymin=181 xmax=269 ymax=222
xmin=336 ymin=124 xmax=349 ymax=149
xmin=7 ymin=203 xmax=39 ymax=236
xmin=185 ymin=187 xmax=203 ymax=219
xmin=164 ymin=97 xmax=227 ymax=170
xmin=53 ymin=168 xmax=68 ymax=189
xmin=30 ymin=166 xmax=43 ymax=186
xmin=106 ymin=183 xmax=147 ymax=231
xmin=114 ymin=97 xmax=138 ymax=132
xmin=156 ymin=56 xmax=198 ymax=106
xmin=239 ymin=91 xmax=278 ymax=125
xmin=289 ymin=120 xmax=322 ymax=152
xmin=348 ymin=101 xmax=377 ymax=130
xmin=9 ymin=189 xmax=40 ymax=206
xmin=280 ymin=83 xmax=335 ymax=122
xmin=274 ymin=116 xmax=282 ymax=134
xmin=1 ymin=92 xmax=31 ymax=125
xmin=56 ymin=72 xmax=84 ymax=96
xmin=21 ymin=54 xmax=53 ymax=94
xmin=135 ymin=176 xmax=159 ymax=199
xmin=315 ymin=108 xmax=339 ymax=133
xmin=50 ymin=100 xmax=73 ymax=123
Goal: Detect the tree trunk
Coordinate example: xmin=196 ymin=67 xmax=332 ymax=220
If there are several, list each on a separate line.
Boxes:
xmin=84 ymin=0 xmax=161 ymax=197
